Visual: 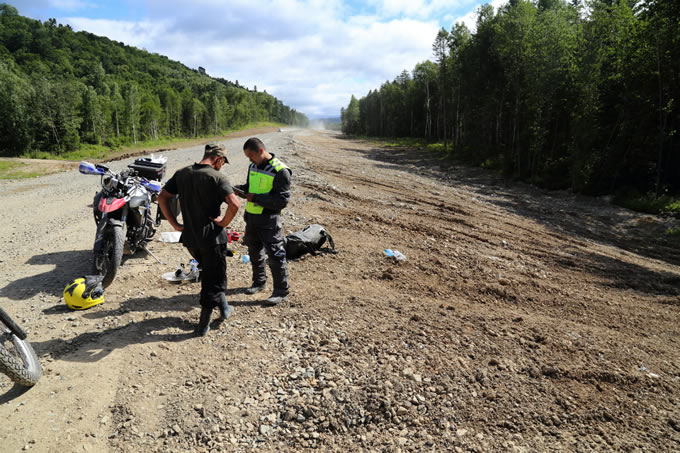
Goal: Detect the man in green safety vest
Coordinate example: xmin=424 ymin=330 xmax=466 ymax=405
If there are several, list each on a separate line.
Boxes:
xmin=233 ymin=137 xmax=292 ymax=305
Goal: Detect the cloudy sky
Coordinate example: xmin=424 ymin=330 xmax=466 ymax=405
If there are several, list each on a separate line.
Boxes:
xmin=13 ymin=0 xmax=505 ymax=119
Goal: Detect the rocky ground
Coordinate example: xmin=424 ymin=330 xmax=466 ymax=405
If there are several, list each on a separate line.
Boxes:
xmin=1 ymin=128 xmax=679 ymax=452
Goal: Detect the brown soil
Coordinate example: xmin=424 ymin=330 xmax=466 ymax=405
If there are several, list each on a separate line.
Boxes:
xmin=1 ymin=129 xmax=679 ymax=452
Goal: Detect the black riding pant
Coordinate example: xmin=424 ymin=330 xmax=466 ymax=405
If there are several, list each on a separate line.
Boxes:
xmin=186 ymin=243 xmax=227 ymax=309
xmin=244 ymin=214 xmax=289 ymax=295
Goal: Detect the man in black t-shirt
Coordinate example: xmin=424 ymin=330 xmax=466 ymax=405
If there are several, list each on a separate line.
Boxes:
xmin=159 ymin=143 xmax=241 ymax=336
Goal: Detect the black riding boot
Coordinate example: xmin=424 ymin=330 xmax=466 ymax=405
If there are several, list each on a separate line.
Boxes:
xmin=217 ymin=293 xmax=234 ymax=320
xmin=195 ymin=306 xmax=212 ymax=337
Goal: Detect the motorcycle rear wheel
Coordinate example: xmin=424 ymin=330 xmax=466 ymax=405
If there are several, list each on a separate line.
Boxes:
xmin=0 ymin=309 xmax=42 ymax=387
xmin=94 ymin=224 xmax=125 ymax=288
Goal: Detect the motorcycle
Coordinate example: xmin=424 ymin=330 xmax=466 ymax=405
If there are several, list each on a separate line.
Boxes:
xmin=0 ymin=307 xmax=41 ymax=386
xmin=79 ymin=159 xmax=165 ymax=288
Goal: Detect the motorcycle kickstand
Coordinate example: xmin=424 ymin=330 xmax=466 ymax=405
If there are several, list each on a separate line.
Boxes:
xmin=140 ymin=244 xmax=164 ymax=265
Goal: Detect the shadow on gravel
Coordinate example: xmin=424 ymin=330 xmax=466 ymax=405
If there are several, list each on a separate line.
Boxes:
xmin=41 ymin=304 xmax=74 ymax=315
xmin=0 ymin=250 xmax=92 ymax=301
xmin=225 ymin=287 xmax=283 ymax=308
xmin=0 ymin=382 xmax=34 ymax=405
xmin=343 ymin=141 xmax=680 ymax=267
xmin=78 ymin=294 xmax=197 ymax=319
xmin=576 ymin=250 xmax=680 ymax=298
xmin=31 ymin=316 xmax=194 ymax=363
xmin=41 ymin=291 xmax=273 ymax=321
xmin=227 ymin=299 xmax=272 ymax=308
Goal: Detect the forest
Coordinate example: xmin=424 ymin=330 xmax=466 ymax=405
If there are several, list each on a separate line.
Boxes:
xmin=0 ymin=4 xmax=308 ymax=157
xmin=341 ymin=0 xmax=679 ymax=199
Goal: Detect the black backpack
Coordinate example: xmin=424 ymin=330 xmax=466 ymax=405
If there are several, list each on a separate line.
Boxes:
xmin=284 ymin=224 xmax=336 ymax=260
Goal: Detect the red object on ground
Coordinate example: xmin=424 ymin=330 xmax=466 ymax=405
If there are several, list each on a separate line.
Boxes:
xmin=227 ymin=230 xmax=241 ymax=243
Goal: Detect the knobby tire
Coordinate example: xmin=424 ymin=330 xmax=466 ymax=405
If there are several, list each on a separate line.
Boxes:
xmin=0 ymin=311 xmax=42 ymax=386
xmin=95 ymin=224 xmax=124 ymax=288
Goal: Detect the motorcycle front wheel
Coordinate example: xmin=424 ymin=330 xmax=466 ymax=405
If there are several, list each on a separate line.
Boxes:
xmin=94 ymin=223 xmax=125 ymax=288
xmin=0 ymin=308 xmax=42 ymax=387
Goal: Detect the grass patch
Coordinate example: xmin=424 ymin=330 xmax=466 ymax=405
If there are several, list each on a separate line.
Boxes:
xmin=366 ymin=137 xmax=454 ymax=158
xmin=24 ymin=144 xmax=112 ymax=161
xmin=479 ymin=157 xmax=504 ymax=171
xmin=18 ymin=122 xmax=286 ymax=162
xmin=372 ymin=137 xmax=429 ymax=148
xmin=667 ymin=227 xmax=680 ymax=245
xmin=0 ymin=161 xmax=43 ymax=179
xmin=615 ymin=192 xmax=680 ymax=218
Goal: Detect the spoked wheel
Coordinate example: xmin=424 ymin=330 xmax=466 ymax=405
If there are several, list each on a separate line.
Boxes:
xmin=0 ymin=308 xmax=41 ymax=387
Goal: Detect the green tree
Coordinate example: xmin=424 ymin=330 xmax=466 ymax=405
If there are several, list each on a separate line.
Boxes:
xmin=31 ymin=77 xmax=82 ymax=152
xmin=341 ymin=95 xmax=360 ymax=135
xmin=433 ymin=28 xmax=449 ymax=147
xmin=494 ymin=0 xmax=537 ymax=177
xmin=122 ymin=82 xmax=140 ymax=143
xmin=81 ymin=85 xmax=104 ymax=144
xmin=448 ymin=22 xmax=471 ymax=147
xmin=413 ymin=61 xmax=438 ymax=138
xmin=108 ymin=81 xmax=124 ymax=140
xmin=0 ymin=61 xmax=32 ymax=155
xmin=140 ymin=92 xmax=161 ymax=140
xmin=0 ymin=10 xmax=307 ymax=155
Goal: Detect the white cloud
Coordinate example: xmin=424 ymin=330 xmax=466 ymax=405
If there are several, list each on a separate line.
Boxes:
xmin=64 ymin=1 xmax=440 ymax=118
xmin=59 ymin=0 xmax=507 ymax=118
xmin=64 ymin=17 xmax=169 ymax=49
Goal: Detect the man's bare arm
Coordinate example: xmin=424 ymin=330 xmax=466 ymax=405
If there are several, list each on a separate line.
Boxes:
xmin=158 ymin=189 xmax=183 ymax=231
xmin=212 ymin=192 xmax=241 ymax=228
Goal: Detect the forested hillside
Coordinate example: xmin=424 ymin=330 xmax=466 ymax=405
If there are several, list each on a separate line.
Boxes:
xmin=0 ymin=4 xmax=308 ymax=157
xmin=341 ymin=0 xmax=679 ymax=197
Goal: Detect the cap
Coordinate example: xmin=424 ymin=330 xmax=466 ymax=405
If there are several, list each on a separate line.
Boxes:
xmin=205 ymin=142 xmax=229 ymax=163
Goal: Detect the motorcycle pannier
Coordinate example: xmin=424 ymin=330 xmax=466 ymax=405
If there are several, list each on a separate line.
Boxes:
xmin=128 ymin=156 xmax=167 ymax=181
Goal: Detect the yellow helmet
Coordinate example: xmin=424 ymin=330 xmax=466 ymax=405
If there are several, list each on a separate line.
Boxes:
xmin=63 ymin=276 xmax=105 ymax=310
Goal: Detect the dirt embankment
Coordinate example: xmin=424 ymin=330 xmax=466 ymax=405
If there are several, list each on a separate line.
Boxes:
xmin=1 ymin=129 xmax=679 ymax=452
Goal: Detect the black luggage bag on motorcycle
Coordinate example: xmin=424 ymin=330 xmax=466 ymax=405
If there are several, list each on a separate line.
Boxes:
xmin=127 ymin=157 xmax=180 ymax=223
xmin=128 ymin=157 xmax=166 ymax=181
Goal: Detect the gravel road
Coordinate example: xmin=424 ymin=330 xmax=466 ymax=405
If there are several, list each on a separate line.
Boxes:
xmin=1 ymin=128 xmax=679 ymax=452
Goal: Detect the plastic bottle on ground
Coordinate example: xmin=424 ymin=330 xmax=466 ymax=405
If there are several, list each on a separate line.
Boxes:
xmin=393 ymin=250 xmax=407 ymax=261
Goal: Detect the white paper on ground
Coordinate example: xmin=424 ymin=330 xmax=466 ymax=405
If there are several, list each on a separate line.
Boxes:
xmin=159 ymin=231 xmax=181 ymax=243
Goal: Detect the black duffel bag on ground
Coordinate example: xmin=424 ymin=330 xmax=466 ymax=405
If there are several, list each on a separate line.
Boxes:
xmin=284 ymin=224 xmax=336 ymax=260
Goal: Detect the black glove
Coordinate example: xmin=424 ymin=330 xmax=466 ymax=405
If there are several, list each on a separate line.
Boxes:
xmin=83 ymin=274 xmax=105 ymax=299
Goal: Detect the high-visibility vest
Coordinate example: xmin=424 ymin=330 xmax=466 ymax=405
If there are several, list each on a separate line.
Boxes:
xmin=245 ymin=157 xmax=289 ymax=214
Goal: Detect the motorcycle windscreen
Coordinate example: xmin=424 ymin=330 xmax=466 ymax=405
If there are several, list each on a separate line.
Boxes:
xmin=99 ymin=196 xmax=126 ymax=213
xmin=79 ymin=161 xmax=105 ymax=175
